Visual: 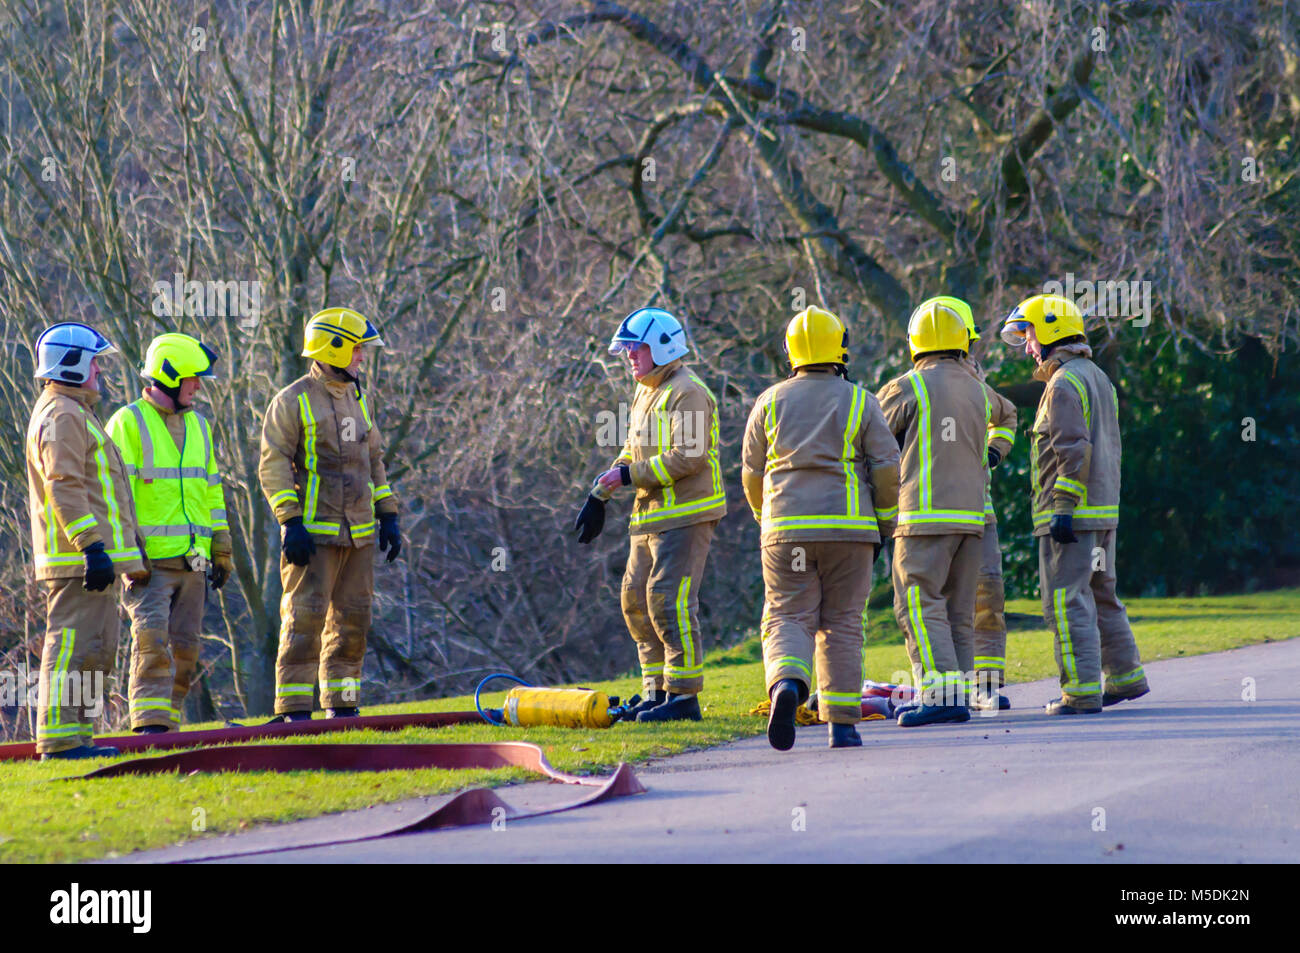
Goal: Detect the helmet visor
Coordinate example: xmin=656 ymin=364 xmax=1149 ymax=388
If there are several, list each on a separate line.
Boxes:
xmin=361 ymin=319 xmax=384 ymax=347
xmin=1001 ymin=319 xmax=1033 ymax=347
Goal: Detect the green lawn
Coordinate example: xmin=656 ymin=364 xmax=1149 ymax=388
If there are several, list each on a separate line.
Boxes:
xmin=2 ymin=587 xmax=1297 ymax=863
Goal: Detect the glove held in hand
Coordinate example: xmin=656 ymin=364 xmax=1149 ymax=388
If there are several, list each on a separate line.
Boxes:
xmin=378 ymin=513 xmax=401 ymax=562
xmin=573 ymin=495 xmax=606 ymax=544
xmin=82 ymin=540 xmax=115 ymax=592
xmin=1049 ymin=513 xmax=1078 ymax=544
xmin=282 ymin=516 xmax=316 ymax=566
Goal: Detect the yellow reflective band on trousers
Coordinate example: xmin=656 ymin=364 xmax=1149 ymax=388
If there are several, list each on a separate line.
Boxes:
xmin=1109 ymin=666 xmax=1147 ymax=687
xmin=975 ymin=656 xmax=1005 ymax=671
xmin=1054 ymin=588 xmax=1100 ymax=695
xmin=899 ymin=372 xmax=984 ymax=527
xmin=277 ymin=682 xmax=314 ymax=696
xmin=39 ymin=627 xmax=77 ymax=738
xmin=297 ymin=393 xmax=340 ymax=534
xmin=821 ymin=690 xmax=861 ymax=709
xmin=767 ymin=655 xmax=811 ymax=682
xmin=666 ymin=576 xmax=701 ymax=681
xmin=908 ymin=585 xmax=935 ymax=672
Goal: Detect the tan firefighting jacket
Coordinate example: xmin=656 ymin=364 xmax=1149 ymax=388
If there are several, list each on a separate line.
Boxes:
xmin=741 ymin=368 xmax=900 ymax=544
xmin=876 ymin=354 xmax=995 ymax=537
xmin=26 ymin=383 xmax=146 ymax=581
xmin=1029 ymin=345 xmax=1121 ymax=536
xmin=962 ymin=357 xmax=1018 ymax=525
xmin=260 ymin=363 xmax=399 ymax=546
xmin=610 ymin=359 xmax=727 ymax=536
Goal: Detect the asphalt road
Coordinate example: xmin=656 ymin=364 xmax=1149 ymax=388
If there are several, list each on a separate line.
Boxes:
xmin=123 ymin=639 xmax=1300 ymax=864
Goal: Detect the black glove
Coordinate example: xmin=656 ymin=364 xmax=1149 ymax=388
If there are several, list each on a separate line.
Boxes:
xmin=618 ymin=464 xmax=631 ymax=486
xmin=209 ymin=554 xmax=232 ymax=590
xmin=573 ymin=495 xmax=606 ymax=544
xmin=281 ymin=516 xmax=316 ymax=566
xmin=1049 ymin=513 xmax=1079 ymax=544
xmin=378 ymin=513 xmax=401 ymax=562
xmin=82 ymin=541 xmax=115 ymax=592
xmin=987 ymin=447 xmax=1002 ymax=469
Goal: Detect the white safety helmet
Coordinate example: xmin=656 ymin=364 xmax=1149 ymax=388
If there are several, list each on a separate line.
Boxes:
xmin=608 ymin=308 xmax=689 ymax=366
xmin=34 ymin=323 xmax=116 ymax=385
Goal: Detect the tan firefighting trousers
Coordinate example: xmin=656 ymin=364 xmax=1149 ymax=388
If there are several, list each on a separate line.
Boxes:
xmin=761 ymin=541 xmax=874 ymax=725
xmin=974 ymin=521 xmax=1008 ymax=690
xmin=1039 ymin=529 xmax=1148 ymax=707
xmin=275 ymin=543 xmax=374 ymax=713
xmin=36 ymin=578 xmax=121 ymax=755
xmin=621 ymin=521 xmax=716 ymax=695
xmin=122 ymin=564 xmax=205 ymax=730
xmin=892 ymin=533 xmax=981 ymax=705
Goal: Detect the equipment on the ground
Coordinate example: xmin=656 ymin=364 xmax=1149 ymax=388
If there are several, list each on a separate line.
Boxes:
xmin=907 ymin=298 xmax=971 ymax=359
xmin=475 ymin=674 xmax=641 ymax=728
xmin=784 ymin=306 xmax=849 ymax=369
xmin=302 ymin=307 xmax=383 ymax=368
xmin=34 ymin=322 xmax=116 ymax=383
xmin=624 ymin=690 xmax=666 ymax=719
xmin=608 ymin=308 xmax=689 ymax=365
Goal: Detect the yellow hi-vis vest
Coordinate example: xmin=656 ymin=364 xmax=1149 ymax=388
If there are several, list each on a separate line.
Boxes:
xmin=106 ymin=399 xmax=228 ymax=560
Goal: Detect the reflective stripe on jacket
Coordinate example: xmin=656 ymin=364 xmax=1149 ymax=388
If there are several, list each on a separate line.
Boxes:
xmin=259 ymin=363 xmax=399 ymax=546
xmin=876 ymin=355 xmax=993 ymax=537
xmin=740 ymin=368 xmax=899 ymax=544
xmin=962 ymin=357 xmax=1018 ymax=525
xmin=1030 ymin=349 xmax=1121 ymax=535
xmin=106 ymin=397 xmax=229 ymax=561
xmin=611 ymin=360 xmax=727 ymax=536
xmin=26 ymin=383 xmax=145 ymax=580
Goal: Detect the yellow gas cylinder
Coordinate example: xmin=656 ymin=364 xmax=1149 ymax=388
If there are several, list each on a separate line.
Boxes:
xmin=502 ymin=687 xmax=615 ymax=729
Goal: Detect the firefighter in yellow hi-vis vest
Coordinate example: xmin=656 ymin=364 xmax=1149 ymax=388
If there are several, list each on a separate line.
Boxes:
xmin=259 ymin=308 xmax=401 ymax=721
xmin=26 ymin=323 xmax=148 ymax=760
xmin=742 ymin=307 xmax=899 ymax=750
xmin=107 ymin=333 xmax=231 ymax=733
xmin=1001 ymin=294 xmax=1148 ymax=714
xmin=573 ymin=308 xmax=726 ymax=722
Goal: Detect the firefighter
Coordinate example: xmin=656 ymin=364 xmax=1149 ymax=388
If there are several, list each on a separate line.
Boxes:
xmin=26 ymin=323 xmax=148 ymax=759
xmin=573 ymin=307 xmax=726 ymax=722
xmin=259 ymin=307 xmax=401 ymax=721
xmin=741 ymin=307 xmax=900 ymax=750
xmin=877 ymin=300 xmax=998 ymax=726
xmin=1000 ymin=294 xmax=1149 ymax=714
xmin=913 ymin=297 xmax=1019 ymax=711
xmin=106 ymin=333 xmax=231 ymax=733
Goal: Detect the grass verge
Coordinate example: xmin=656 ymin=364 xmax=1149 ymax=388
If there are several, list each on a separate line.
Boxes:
xmin=1 ymin=587 xmax=1297 ymax=862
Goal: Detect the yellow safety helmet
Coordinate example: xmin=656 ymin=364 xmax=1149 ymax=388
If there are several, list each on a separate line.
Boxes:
xmin=302 ymin=307 xmax=384 ymax=368
xmin=1000 ymin=293 xmax=1085 ymax=348
xmin=141 ymin=333 xmax=218 ymax=387
xmin=907 ymin=298 xmax=970 ymax=360
xmin=915 ymin=295 xmax=978 ymax=342
xmin=785 ymin=306 xmax=849 ymax=369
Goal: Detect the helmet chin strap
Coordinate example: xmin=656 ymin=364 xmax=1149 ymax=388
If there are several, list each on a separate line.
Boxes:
xmin=151 ymin=379 xmax=187 ymax=409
